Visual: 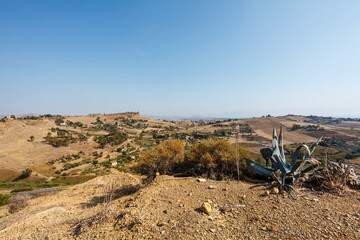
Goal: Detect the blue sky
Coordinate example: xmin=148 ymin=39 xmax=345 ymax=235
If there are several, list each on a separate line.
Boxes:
xmin=1 ymin=0 xmax=360 ymax=118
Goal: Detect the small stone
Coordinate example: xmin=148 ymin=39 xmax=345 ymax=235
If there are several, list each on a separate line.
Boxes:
xmin=163 ymin=210 xmax=167 ymax=214
xmin=188 ymin=192 xmax=193 ymax=196
xmin=267 ymin=223 xmax=279 ymax=231
xmin=197 ymin=178 xmax=206 ymax=182
xmin=222 ymin=188 xmax=228 ymax=191
xmin=208 ymin=185 xmax=216 ymax=189
xmin=209 ymin=229 xmax=215 ymax=233
xmin=264 ymin=191 xmax=270 ymax=196
xmin=155 ymin=172 xmax=160 ymax=176
xmin=160 ymin=230 xmax=165 ymax=234
xmin=200 ymin=202 xmax=212 ymax=215
xmin=270 ymin=187 xmax=279 ymax=194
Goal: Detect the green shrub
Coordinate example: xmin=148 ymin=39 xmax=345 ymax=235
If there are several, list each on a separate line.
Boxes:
xmin=14 ymin=168 xmax=32 ymax=181
xmin=55 ymin=117 xmax=64 ymax=126
xmin=0 ymin=194 xmax=10 ymax=206
xmin=11 ymin=187 xmax=33 ymax=193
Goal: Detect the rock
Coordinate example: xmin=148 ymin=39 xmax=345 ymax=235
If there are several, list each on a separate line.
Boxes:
xmin=160 ymin=230 xmax=165 ymax=234
xmin=208 ymin=185 xmax=216 ymax=189
xmin=197 ymin=178 xmax=206 ymax=182
xmin=163 ymin=210 xmax=167 ymax=214
xmin=200 ymin=202 xmax=212 ymax=215
xmin=264 ymin=191 xmax=270 ymax=196
xmin=209 ymin=229 xmax=215 ymax=233
xmin=271 ymin=187 xmax=279 ymax=194
xmin=155 ymin=172 xmax=160 ymax=176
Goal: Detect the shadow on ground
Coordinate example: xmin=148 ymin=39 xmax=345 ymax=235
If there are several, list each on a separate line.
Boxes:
xmin=81 ymin=184 xmax=140 ymax=208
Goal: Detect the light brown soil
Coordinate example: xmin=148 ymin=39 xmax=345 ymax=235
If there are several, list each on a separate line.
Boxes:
xmin=1 ymin=172 xmax=359 ymax=239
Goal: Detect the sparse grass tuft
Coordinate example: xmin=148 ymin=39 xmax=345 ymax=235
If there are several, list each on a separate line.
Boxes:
xmin=8 ymin=194 xmax=30 ymax=213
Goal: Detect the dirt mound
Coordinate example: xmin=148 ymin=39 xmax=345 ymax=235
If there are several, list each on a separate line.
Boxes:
xmin=1 ymin=172 xmax=359 ymax=239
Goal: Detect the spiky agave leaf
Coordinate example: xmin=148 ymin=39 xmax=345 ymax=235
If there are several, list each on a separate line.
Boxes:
xmin=278 ymin=126 xmax=286 ymax=162
xmin=271 ymin=128 xmax=289 ymax=169
xmin=289 ymin=137 xmax=322 ymax=170
xmin=271 ymin=154 xmax=289 ymax=174
xmin=303 ymin=137 xmax=322 ymax=160
xmin=260 ymin=148 xmax=272 ymax=168
xmin=246 ymin=159 xmax=273 ymax=178
xmin=293 ymin=157 xmax=321 ymax=176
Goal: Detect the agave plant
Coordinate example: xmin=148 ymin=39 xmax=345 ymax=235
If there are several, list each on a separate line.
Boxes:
xmin=246 ymin=127 xmax=322 ymax=190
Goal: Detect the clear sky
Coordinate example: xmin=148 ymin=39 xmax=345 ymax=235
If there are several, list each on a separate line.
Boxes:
xmin=1 ymin=0 xmax=360 ymax=118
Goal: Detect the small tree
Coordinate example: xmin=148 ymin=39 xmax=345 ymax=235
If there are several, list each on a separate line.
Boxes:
xmin=55 ymin=117 xmax=64 ymax=126
xmin=14 ymin=168 xmax=32 ymax=181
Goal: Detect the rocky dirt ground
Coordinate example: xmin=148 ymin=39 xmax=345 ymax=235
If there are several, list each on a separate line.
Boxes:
xmin=0 ymin=171 xmax=360 ymax=240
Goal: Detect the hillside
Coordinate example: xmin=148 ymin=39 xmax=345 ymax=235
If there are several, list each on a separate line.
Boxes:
xmin=1 ymin=114 xmax=360 ymax=182
xmin=1 ymin=114 xmax=360 ymax=239
xmin=0 ymin=171 xmax=359 ymax=239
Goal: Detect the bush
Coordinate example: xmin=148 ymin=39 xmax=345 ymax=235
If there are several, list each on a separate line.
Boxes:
xmin=136 ymin=139 xmax=183 ymax=176
xmin=136 ymin=139 xmax=249 ymax=181
xmin=8 ymin=194 xmax=30 ymax=213
xmin=11 ymin=187 xmax=33 ymax=193
xmin=44 ymin=131 xmax=73 ymax=147
xmin=55 ymin=117 xmax=65 ymax=126
xmin=182 ymin=139 xmax=249 ymax=180
xmin=0 ymin=194 xmax=10 ymax=206
xmin=14 ymin=168 xmax=32 ymax=181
